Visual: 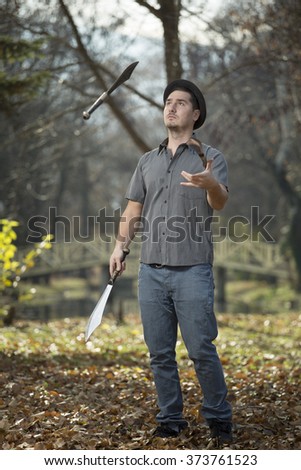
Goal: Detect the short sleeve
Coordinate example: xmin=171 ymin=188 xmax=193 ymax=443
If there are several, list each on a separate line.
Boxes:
xmin=125 ymin=160 xmax=146 ymax=204
xmin=205 ymin=146 xmax=229 ymax=191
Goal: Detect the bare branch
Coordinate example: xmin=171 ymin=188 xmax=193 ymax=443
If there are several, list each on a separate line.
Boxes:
xmin=58 ymin=0 xmax=150 ymax=152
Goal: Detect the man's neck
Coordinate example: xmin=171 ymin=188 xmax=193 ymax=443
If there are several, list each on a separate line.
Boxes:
xmin=167 ymin=129 xmax=193 ymax=156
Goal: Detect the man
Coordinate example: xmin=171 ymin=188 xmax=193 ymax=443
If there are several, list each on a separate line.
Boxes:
xmin=109 ymin=79 xmax=233 ymax=446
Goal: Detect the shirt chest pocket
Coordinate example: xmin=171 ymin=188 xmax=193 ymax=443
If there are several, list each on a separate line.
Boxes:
xmin=179 ymin=186 xmax=205 ymax=200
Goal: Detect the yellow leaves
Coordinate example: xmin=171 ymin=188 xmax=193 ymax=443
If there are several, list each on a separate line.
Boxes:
xmin=0 ymin=219 xmax=19 ymax=227
xmin=24 ymin=249 xmax=37 ymax=262
xmin=22 ymin=235 xmax=53 ymax=272
xmin=0 ymin=220 xmax=53 ymax=319
xmin=3 ymin=245 xmax=17 ymax=258
xmin=39 ymin=235 xmax=53 ymax=250
xmin=131 ymin=329 xmax=140 ymax=336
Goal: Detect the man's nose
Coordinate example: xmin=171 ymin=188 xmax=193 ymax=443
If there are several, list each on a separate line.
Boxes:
xmin=168 ymin=102 xmax=176 ymax=112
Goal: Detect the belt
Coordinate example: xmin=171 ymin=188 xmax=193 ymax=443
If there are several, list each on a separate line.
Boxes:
xmin=149 ymin=263 xmax=164 ymax=269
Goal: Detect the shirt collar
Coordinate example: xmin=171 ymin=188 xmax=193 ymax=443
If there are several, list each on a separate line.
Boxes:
xmin=158 ymin=138 xmax=168 ymax=155
xmin=157 ymin=138 xmax=190 ymax=156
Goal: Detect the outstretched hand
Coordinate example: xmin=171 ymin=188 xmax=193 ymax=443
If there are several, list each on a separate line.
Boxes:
xmin=180 ymin=159 xmax=217 ymax=190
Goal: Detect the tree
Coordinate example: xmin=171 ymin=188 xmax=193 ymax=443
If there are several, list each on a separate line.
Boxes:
xmin=204 ymin=0 xmax=301 ymax=288
xmin=0 ymin=35 xmax=50 ymax=112
xmin=134 ymin=0 xmax=183 ymax=81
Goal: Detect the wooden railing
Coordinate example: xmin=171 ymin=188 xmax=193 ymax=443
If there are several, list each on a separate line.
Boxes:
xmin=19 ymin=238 xmax=291 ymax=280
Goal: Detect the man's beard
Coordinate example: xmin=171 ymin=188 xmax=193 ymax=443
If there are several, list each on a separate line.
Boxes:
xmin=165 ymin=120 xmax=179 ymax=130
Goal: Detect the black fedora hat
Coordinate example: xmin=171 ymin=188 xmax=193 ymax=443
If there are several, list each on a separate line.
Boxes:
xmin=163 ymin=79 xmax=206 ymax=129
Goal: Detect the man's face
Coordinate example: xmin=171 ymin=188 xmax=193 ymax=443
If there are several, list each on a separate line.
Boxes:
xmin=163 ymin=90 xmax=200 ymax=131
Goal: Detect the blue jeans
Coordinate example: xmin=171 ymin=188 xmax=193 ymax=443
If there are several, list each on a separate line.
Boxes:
xmin=138 ymin=263 xmax=232 ymax=430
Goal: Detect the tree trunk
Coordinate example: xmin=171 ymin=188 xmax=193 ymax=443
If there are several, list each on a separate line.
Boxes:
xmin=288 ymin=202 xmax=301 ymax=290
xmin=3 ymin=287 xmax=19 ymax=326
xmin=3 ymin=305 xmax=16 ymax=326
xmin=273 ymin=69 xmax=301 ymax=290
xmin=159 ymin=0 xmax=183 ymax=81
xmin=135 ymin=0 xmax=183 ymax=82
xmin=274 ymin=166 xmax=301 ymax=290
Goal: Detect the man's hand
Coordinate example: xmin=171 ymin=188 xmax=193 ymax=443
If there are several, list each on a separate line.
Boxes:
xmin=180 ymin=160 xmax=228 ymax=210
xmin=180 ymin=159 xmax=216 ymax=190
xmin=109 ymin=246 xmax=127 ymax=278
xmin=109 ymin=200 xmax=142 ymax=277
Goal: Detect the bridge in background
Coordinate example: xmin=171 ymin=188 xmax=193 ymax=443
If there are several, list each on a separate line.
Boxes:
xmin=20 ymin=238 xmax=291 ymax=279
xmin=19 ymin=239 xmax=293 ymax=313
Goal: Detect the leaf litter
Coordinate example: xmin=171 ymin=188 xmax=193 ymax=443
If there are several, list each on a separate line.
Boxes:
xmin=0 ymin=312 xmax=300 ymax=450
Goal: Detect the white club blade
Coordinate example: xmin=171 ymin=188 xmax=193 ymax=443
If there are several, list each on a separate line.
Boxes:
xmin=85 ymin=284 xmax=113 ymax=342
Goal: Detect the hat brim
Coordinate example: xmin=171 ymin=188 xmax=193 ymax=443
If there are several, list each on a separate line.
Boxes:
xmin=163 ymin=79 xmax=206 ymax=129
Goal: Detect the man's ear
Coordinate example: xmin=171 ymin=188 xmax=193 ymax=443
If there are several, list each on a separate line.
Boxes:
xmin=193 ymin=109 xmax=201 ymax=124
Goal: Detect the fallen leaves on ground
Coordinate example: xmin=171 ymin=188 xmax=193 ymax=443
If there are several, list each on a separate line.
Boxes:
xmin=0 ymin=312 xmax=300 ymax=450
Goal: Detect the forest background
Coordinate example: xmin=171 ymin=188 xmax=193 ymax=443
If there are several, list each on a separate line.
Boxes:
xmin=1 ymin=0 xmax=301 ymax=289
xmin=0 ymin=0 xmax=301 ymax=453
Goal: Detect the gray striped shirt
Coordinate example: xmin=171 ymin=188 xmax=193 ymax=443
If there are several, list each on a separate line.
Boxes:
xmin=125 ymin=139 xmax=228 ymax=266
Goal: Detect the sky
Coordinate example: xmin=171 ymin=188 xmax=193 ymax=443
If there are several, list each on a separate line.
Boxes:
xmin=100 ymin=0 xmax=228 ymax=42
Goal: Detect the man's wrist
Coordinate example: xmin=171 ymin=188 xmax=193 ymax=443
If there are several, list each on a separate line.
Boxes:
xmin=115 ymin=238 xmax=130 ymax=251
xmin=206 ymin=178 xmax=220 ymax=193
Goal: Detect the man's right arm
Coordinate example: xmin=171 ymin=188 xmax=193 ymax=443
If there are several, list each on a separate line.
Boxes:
xmin=109 ymin=200 xmax=143 ymax=276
